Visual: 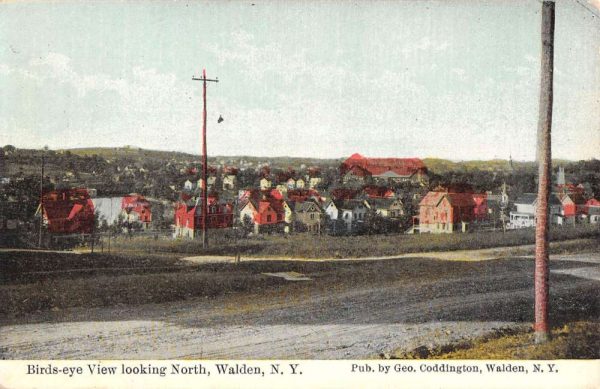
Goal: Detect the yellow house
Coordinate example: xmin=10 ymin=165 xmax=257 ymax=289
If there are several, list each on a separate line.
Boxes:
xmin=260 ymin=177 xmax=272 ymax=190
xmin=309 ymin=176 xmax=322 ymax=189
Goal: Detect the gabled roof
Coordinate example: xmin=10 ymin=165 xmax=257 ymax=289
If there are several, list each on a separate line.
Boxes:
xmin=419 ymin=191 xmax=446 ymax=207
xmin=339 ymin=199 xmax=366 ymax=211
xmin=586 ymin=199 xmax=600 ymax=207
xmin=445 ymin=193 xmax=476 ymax=207
xmin=365 ymin=198 xmax=401 ymax=209
xmin=561 ymin=193 xmax=586 ymax=205
xmin=342 ymin=153 xmax=426 ymax=177
xmin=515 ymin=193 xmax=562 ymax=206
xmin=514 ymin=193 xmax=538 ymax=205
xmin=295 ymin=200 xmax=322 ymax=213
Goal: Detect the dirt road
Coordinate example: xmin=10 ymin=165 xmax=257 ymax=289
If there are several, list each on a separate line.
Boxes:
xmin=1 ymin=253 xmax=598 ymax=359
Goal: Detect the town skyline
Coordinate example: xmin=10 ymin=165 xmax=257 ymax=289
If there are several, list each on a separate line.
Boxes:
xmin=1 ymin=0 xmax=599 ymax=160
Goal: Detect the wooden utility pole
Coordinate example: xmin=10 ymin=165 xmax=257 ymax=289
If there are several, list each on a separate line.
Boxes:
xmin=38 ymin=153 xmax=44 ymax=248
xmin=192 ymin=69 xmax=219 ymax=249
xmin=534 ymin=0 xmax=555 ymax=344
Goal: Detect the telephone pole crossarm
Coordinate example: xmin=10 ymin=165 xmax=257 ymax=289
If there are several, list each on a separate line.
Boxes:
xmin=192 ymin=77 xmax=219 ymax=82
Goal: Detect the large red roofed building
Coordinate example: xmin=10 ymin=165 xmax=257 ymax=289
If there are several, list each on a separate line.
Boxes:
xmin=417 ymin=189 xmax=482 ymax=234
xmin=340 ymin=153 xmax=428 ymax=185
xmin=173 ymin=196 xmax=234 ymax=239
xmin=121 ymin=194 xmax=152 ymax=229
xmin=39 ymin=189 xmax=95 ymax=234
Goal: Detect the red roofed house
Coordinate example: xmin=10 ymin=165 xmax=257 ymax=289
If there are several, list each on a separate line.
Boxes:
xmin=287 ymin=188 xmax=323 ymax=204
xmin=173 ymin=196 xmax=234 ymax=239
xmin=584 ymin=199 xmax=600 ymax=224
xmin=341 ymin=153 xmax=428 ymax=185
xmin=417 ymin=190 xmax=478 ymax=233
xmin=121 ymin=194 xmax=152 ymax=229
xmin=39 ymin=188 xmax=95 ymax=234
xmin=239 ymin=194 xmax=286 ymax=234
xmin=558 ymin=193 xmax=586 ymax=224
xmin=362 ymin=185 xmax=396 ymax=199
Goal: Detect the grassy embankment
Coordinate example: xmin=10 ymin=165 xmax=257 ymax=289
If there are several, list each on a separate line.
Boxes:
xmin=393 ymin=322 xmax=600 ymax=359
xmin=110 ymin=224 xmax=600 ymax=258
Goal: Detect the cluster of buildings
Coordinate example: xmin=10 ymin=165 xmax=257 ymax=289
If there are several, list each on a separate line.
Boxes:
xmin=32 ymin=157 xmax=600 ymax=239
xmin=509 ymin=182 xmax=600 ymax=228
xmin=172 ymin=153 xmax=427 ymax=237
xmin=37 ymin=190 xmax=153 ymax=234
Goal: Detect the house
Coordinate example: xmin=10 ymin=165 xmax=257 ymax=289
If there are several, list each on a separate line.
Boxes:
xmin=364 ymin=198 xmax=405 ymax=218
xmin=239 ymin=195 xmax=286 ymax=234
xmin=330 ymin=187 xmax=360 ymax=200
xmin=509 ymin=193 xmax=562 ymax=229
xmin=197 ymin=176 xmax=217 ymax=190
xmin=222 ymin=172 xmax=237 ymax=191
xmin=121 ymin=194 xmax=152 ymax=229
xmin=342 ymin=165 xmax=371 ymax=185
xmin=307 ymin=167 xmax=322 ymax=189
xmin=275 ymin=184 xmax=289 ymax=195
xmin=325 ymin=199 xmax=367 ymax=233
xmin=418 ymin=191 xmax=477 ymax=233
xmin=584 ymin=199 xmax=600 ymax=224
xmin=260 ymin=177 xmax=272 ymax=190
xmin=184 ymin=179 xmax=194 ymax=191
xmin=173 ymin=197 xmax=234 ymax=239
xmin=472 ymin=193 xmax=488 ymax=222
xmin=286 ymin=177 xmax=297 ymax=189
xmin=340 ymin=153 xmax=428 ymax=185
xmin=362 ymin=185 xmax=396 ymax=199
xmin=558 ymin=193 xmax=586 ymax=224
xmin=91 ymin=197 xmax=123 ymax=226
xmin=286 ymin=189 xmax=323 ymax=204
xmin=38 ymin=188 xmax=95 ymax=234
xmin=293 ymin=200 xmax=323 ymax=233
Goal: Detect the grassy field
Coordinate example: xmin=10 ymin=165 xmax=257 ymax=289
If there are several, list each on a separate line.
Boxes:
xmin=110 ymin=225 xmax=600 ymax=258
xmin=393 ymin=321 xmax=600 ymax=359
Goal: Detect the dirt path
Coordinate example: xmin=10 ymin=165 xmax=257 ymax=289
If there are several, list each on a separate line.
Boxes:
xmin=1 ymin=253 xmax=598 ymax=359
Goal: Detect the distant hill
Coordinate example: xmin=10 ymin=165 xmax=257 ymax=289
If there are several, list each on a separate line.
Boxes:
xmin=62 ymin=147 xmax=196 ymax=161
xmin=9 ymin=145 xmax=585 ymax=174
xmin=63 ymin=147 xmax=343 ymax=168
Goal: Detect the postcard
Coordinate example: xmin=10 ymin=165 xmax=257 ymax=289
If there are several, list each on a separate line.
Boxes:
xmin=0 ymin=0 xmax=598 ymax=388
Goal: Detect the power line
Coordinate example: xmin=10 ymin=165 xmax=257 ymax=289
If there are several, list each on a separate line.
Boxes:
xmin=573 ymin=0 xmax=599 ymax=18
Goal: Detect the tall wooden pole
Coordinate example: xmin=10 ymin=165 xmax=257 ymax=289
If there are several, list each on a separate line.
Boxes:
xmin=38 ymin=153 xmax=44 ymax=248
xmin=534 ymin=0 xmax=555 ymax=344
xmin=192 ymin=70 xmax=218 ymax=249
xmin=201 ymin=69 xmax=208 ymax=249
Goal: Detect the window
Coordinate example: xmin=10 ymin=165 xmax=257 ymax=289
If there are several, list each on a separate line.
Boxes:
xmin=310 ymin=213 xmax=315 ymax=220
xmin=267 ymin=215 xmax=272 ymax=222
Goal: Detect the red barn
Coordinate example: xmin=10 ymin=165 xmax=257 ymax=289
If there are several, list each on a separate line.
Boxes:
xmin=173 ymin=197 xmax=233 ymax=239
xmin=39 ymin=189 xmax=95 ymax=234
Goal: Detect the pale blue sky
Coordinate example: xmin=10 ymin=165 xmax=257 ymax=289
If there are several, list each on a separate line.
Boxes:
xmin=1 ymin=0 xmax=598 ymax=160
